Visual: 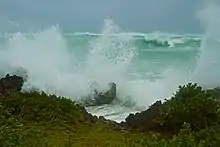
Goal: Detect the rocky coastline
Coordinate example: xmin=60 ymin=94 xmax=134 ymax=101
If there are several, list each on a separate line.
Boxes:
xmin=1 ymin=74 xmax=220 ymax=146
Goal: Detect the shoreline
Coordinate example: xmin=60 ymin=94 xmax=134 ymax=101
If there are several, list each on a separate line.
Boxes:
xmin=1 ymin=73 xmax=220 ymax=146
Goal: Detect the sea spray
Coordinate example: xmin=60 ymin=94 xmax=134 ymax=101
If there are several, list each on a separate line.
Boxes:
xmin=193 ymin=2 xmax=220 ymax=88
xmin=0 ymin=27 xmax=83 ymax=98
xmin=84 ymin=18 xmax=137 ymax=94
xmin=0 ymin=18 xmax=200 ymax=122
xmin=0 ymin=19 xmax=138 ymax=102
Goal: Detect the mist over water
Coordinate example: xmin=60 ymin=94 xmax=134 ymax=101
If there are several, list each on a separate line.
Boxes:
xmin=0 ymin=2 xmax=219 ymax=122
xmin=192 ymin=3 xmax=220 ymax=88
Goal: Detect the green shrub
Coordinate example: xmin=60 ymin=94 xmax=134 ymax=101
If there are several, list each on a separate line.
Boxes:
xmin=0 ymin=123 xmax=50 ymax=147
xmin=1 ymin=84 xmax=220 ymax=146
xmin=156 ymin=83 xmax=220 ymax=133
xmin=192 ymin=125 xmax=220 ymax=147
xmin=0 ymin=91 xmax=85 ymax=125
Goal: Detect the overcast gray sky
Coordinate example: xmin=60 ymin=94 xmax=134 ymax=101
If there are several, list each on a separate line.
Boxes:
xmin=0 ymin=0 xmax=214 ymax=33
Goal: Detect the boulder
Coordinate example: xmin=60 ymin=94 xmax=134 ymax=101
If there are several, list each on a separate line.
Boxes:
xmin=0 ymin=74 xmax=24 ymax=96
xmin=82 ymin=82 xmax=117 ymax=106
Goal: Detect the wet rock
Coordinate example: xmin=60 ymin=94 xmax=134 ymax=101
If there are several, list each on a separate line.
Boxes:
xmin=125 ymin=101 xmax=164 ymax=131
xmin=82 ymin=82 xmax=117 ymax=106
xmin=0 ymin=74 xmax=24 ymax=96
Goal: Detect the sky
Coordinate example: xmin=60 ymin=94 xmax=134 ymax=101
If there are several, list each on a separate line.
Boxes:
xmin=0 ymin=0 xmax=214 ymax=33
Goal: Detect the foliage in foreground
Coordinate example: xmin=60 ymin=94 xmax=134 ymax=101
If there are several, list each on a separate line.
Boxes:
xmin=155 ymin=83 xmax=220 ymax=133
xmin=0 ymin=83 xmax=220 ymax=146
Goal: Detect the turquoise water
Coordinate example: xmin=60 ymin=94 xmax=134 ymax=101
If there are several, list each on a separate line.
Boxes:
xmin=0 ymin=19 xmax=219 ymax=122
xmin=64 ymin=32 xmax=201 ymax=74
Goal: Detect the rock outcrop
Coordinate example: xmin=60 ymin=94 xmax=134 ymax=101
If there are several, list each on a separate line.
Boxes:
xmin=0 ymin=74 xmax=24 ymax=96
xmin=124 ymin=101 xmax=164 ymax=131
xmin=82 ymin=82 xmax=117 ymax=106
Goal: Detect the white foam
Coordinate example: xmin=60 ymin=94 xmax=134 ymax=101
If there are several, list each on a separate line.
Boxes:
xmin=0 ymin=18 xmax=192 ymax=121
xmin=0 ymin=18 xmax=137 ymax=101
xmin=192 ymin=2 xmax=220 ymax=88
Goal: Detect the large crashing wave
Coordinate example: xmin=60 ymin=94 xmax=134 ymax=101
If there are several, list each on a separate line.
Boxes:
xmin=0 ymin=19 xmax=137 ymax=102
xmin=0 ymin=3 xmax=220 ymax=122
xmin=0 ymin=18 xmax=190 ymax=109
xmin=0 ymin=2 xmax=219 ymax=122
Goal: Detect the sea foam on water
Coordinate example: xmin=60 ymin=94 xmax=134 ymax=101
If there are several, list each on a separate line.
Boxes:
xmin=0 ymin=2 xmax=220 ymax=121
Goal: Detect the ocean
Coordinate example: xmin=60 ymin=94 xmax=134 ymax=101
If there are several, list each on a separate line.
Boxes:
xmin=0 ymin=18 xmax=219 ymax=122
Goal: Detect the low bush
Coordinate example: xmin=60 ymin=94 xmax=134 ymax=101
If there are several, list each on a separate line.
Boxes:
xmin=155 ymin=83 xmax=220 ymax=133
xmin=0 ymin=83 xmax=220 ymax=146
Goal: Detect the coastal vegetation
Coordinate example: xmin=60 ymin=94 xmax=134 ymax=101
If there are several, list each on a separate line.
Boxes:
xmin=1 ymin=74 xmax=220 ymax=146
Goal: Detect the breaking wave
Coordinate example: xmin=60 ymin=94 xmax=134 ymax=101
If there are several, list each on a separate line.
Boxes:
xmin=0 ymin=5 xmax=220 ymax=121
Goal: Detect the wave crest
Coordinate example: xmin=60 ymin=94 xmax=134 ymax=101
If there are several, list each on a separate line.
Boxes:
xmin=67 ymin=32 xmax=202 ymax=48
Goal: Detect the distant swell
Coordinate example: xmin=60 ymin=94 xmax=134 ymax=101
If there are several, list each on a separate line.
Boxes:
xmin=136 ymin=37 xmax=201 ymax=48
xmin=69 ymin=32 xmax=203 ymax=48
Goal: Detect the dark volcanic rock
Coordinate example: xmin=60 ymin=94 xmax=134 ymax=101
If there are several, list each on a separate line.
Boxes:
xmin=125 ymin=101 xmax=164 ymax=131
xmin=0 ymin=74 xmax=24 ymax=96
xmin=83 ymin=82 xmax=117 ymax=106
